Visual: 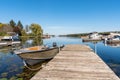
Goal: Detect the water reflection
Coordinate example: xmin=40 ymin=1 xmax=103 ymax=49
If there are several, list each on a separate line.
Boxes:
xmin=0 ymin=37 xmax=44 ymax=80
xmin=0 ymin=48 xmax=23 ymax=79
xmin=82 ymin=40 xmax=99 ymax=53
xmin=21 ymin=37 xmax=43 ymax=48
xmin=104 ymin=42 xmax=120 ymax=48
xmin=17 ymin=59 xmax=51 ymax=80
xmin=1 ymin=37 xmax=120 ymax=79
xmin=32 ymin=37 xmax=43 ymax=46
xmin=93 ymin=42 xmax=98 ymax=53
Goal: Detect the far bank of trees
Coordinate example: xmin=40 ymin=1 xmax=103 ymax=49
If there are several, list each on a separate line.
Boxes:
xmin=59 ymin=31 xmax=120 ymax=38
xmin=59 ymin=33 xmax=89 ymax=37
xmin=0 ymin=20 xmax=43 ymax=37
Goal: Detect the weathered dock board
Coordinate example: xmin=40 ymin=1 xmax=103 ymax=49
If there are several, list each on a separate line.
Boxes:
xmin=31 ymin=44 xmax=120 ymax=80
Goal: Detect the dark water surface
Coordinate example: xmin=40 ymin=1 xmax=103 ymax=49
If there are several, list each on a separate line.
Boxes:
xmin=0 ymin=37 xmax=120 ymax=79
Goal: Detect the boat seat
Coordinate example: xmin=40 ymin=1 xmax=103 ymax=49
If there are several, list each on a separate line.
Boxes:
xmin=25 ymin=46 xmax=43 ymax=50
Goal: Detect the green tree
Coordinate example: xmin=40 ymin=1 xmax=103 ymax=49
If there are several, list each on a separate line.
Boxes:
xmin=21 ymin=29 xmax=27 ymax=36
xmin=17 ymin=20 xmax=23 ymax=30
xmin=9 ymin=19 xmax=16 ymax=28
xmin=29 ymin=23 xmax=43 ymax=37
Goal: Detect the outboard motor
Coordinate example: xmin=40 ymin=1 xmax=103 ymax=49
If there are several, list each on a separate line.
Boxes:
xmin=53 ymin=42 xmax=57 ymax=47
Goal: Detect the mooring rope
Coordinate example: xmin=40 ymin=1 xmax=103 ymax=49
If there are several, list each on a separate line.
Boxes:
xmin=23 ymin=60 xmax=42 ymax=71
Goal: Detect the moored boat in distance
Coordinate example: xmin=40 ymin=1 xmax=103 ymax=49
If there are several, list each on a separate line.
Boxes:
xmin=82 ymin=32 xmax=102 ymax=42
xmin=0 ymin=36 xmax=21 ymax=46
xmin=104 ymin=36 xmax=120 ymax=44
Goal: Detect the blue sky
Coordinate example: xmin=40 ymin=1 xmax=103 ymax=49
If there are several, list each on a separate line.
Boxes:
xmin=0 ymin=0 xmax=120 ymax=35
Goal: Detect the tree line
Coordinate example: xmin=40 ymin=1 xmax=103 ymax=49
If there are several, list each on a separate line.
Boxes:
xmin=59 ymin=31 xmax=120 ymax=37
xmin=0 ymin=20 xmax=43 ymax=37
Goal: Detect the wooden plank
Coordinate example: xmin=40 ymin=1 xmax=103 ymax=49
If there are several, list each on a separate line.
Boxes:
xmin=31 ymin=44 xmax=120 ymax=80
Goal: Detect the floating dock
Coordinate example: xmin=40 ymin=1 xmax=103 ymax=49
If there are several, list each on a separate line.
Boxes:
xmin=82 ymin=38 xmax=102 ymax=42
xmin=31 ymin=44 xmax=120 ymax=80
xmin=107 ymin=40 xmax=120 ymax=44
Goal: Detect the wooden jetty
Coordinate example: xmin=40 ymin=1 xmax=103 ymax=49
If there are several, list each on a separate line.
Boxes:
xmin=31 ymin=44 xmax=120 ymax=80
xmin=82 ymin=38 xmax=102 ymax=42
xmin=107 ymin=40 xmax=120 ymax=44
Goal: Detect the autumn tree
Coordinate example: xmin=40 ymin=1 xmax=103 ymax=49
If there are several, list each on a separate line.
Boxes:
xmin=0 ymin=23 xmax=13 ymax=36
xmin=0 ymin=23 xmax=3 ymax=28
xmin=13 ymin=26 xmax=21 ymax=36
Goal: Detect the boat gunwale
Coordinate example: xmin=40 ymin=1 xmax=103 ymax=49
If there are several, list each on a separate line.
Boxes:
xmin=16 ymin=47 xmax=59 ymax=54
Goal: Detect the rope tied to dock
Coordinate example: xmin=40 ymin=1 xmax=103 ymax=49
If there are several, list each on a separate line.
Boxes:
xmin=23 ymin=60 xmax=42 ymax=71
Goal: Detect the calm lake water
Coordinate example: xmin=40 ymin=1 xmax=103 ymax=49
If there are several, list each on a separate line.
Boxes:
xmin=0 ymin=37 xmax=120 ymax=79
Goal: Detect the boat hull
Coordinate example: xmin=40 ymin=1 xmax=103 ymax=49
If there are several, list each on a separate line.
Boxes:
xmin=0 ymin=41 xmax=21 ymax=46
xmin=16 ymin=47 xmax=59 ymax=60
xmin=23 ymin=59 xmax=47 ymax=65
